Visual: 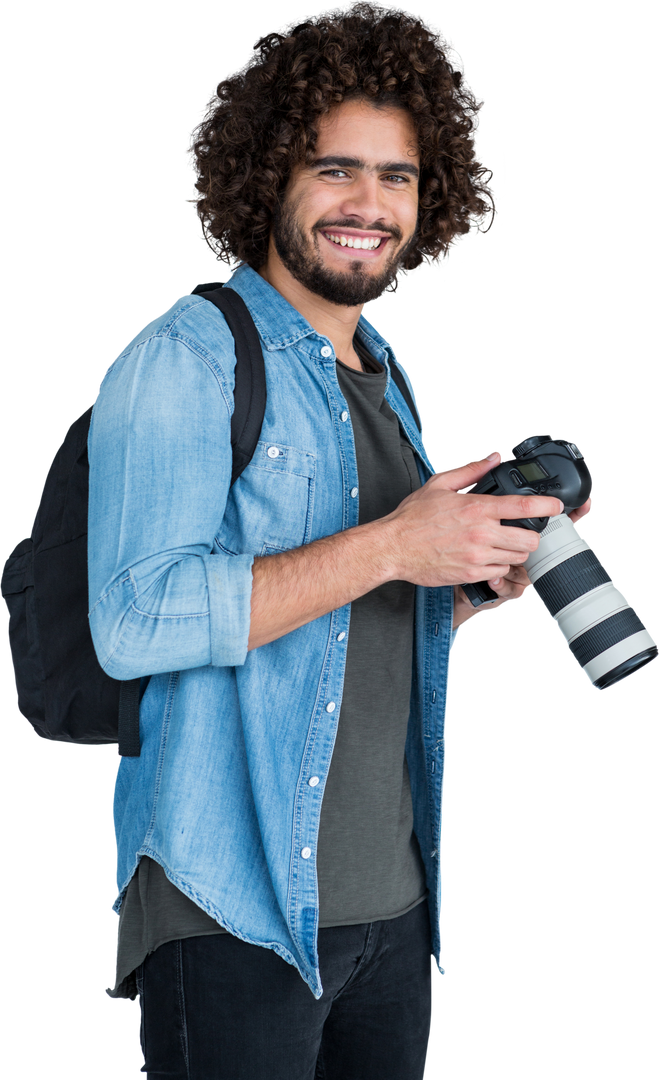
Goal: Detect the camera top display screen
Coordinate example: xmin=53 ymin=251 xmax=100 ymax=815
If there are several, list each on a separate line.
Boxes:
xmin=517 ymin=461 xmax=548 ymax=482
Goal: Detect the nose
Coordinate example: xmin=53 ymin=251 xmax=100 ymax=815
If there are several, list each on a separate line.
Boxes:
xmin=337 ymin=174 xmax=388 ymax=227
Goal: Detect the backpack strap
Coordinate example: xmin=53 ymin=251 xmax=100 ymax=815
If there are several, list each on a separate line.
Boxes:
xmin=118 ymin=679 xmax=142 ymax=757
xmin=389 ymin=362 xmax=422 ymax=432
xmin=192 ymin=283 xmax=267 ymax=486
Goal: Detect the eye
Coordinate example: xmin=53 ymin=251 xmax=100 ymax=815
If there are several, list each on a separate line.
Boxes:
xmin=319 ymin=169 xmax=350 ymax=179
xmin=382 ymin=174 xmax=408 ymax=184
xmin=317 ymin=168 xmax=406 ymax=183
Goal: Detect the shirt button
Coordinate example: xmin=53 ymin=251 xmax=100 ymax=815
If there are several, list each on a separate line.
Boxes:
xmin=267 ymin=446 xmax=280 ymax=458
xmin=308 ymin=776 xmax=320 ymax=787
xmin=350 ymin=487 xmax=358 ymax=498
xmin=301 ymin=847 xmax=312 ymax=859
xmin=320 ymin=345 xmax=333 ymax=358
xmin=340 ymin=410 xmax=349 ymax=422
xmin=337 ymin=632 xmax=346 ymax=642
xmin=326 ymin=701 xmax=336 ymax=713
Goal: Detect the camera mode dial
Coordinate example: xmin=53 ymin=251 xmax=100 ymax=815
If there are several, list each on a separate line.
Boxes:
xmin=507 ymin=432 xmax=548 ymax=457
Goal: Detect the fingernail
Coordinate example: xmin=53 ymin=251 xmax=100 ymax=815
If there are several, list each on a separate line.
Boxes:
xmin=486 ymin=452 xmax=499 ymax=461
xmin=490 ymin=578 xmax=501 ymax=586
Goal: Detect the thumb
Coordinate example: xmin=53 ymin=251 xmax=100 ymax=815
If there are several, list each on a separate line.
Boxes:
xmin=435 ymin=452 xmax=500 ymax=493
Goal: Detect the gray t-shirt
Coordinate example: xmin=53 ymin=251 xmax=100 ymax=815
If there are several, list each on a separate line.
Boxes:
xmin=109 ymin=346 xmax=425 ymax=998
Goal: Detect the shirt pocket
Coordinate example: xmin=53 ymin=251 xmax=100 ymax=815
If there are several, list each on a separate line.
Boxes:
xmin=216 ymin=440 xmax=316 ymax=556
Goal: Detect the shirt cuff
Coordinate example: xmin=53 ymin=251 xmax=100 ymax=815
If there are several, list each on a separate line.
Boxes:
xmin=203 ymin=553 xmax=254 ymax=667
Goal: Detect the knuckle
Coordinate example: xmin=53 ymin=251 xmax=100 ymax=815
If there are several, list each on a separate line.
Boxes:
xmin=469 ymin=527 xmax=488 ymax=547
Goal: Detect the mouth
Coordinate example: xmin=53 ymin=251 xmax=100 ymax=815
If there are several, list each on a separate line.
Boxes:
xmin=319 ymin=230 xmax=386 ymax=259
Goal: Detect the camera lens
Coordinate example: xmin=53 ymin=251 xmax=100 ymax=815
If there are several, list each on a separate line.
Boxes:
xmin=524 ymin=516 xmax=657 ymax=688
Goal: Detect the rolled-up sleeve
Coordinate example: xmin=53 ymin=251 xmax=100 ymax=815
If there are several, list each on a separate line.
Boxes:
xmin=88 ymin=324 xmax=253 ymax=680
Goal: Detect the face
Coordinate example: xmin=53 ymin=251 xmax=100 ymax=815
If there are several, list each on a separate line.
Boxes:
xmin=271 ymin=99 xmax=420 ymax=306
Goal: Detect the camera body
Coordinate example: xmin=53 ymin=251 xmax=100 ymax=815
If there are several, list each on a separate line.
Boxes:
xmin=461 ymin=436 xmax=656 ymax=689
xmin=462 ymin=436 xmax=591 ymax=607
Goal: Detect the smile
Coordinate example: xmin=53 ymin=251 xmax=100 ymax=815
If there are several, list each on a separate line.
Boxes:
xmin=323 ymin=232 xmax=383 ymax=250
xmin=319 ymin=230 xmax=386 ymax=259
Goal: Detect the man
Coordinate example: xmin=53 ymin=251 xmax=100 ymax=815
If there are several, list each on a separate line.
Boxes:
xmin=89 ymin=6 xmax=587 ymax=1077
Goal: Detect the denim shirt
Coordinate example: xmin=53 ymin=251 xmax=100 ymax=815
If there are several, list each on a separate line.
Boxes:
xmin=88 ymin=263 xmax=453 ymax=998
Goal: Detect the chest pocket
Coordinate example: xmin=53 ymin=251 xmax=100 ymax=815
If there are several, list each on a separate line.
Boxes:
xmin=216 ymin=440 xmax=316 ymax=556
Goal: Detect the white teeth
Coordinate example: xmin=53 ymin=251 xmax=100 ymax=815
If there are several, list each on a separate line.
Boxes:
xmin=326 ymin=233 xmax=383 ymax=249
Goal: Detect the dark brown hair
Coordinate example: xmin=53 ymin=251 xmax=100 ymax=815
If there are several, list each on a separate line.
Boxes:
xmin=192 ymin=3 xmax=493 ymax=270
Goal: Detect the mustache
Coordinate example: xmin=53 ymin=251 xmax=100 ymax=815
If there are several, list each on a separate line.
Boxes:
xmin=313 ymin=218 xmax=403 ymax=243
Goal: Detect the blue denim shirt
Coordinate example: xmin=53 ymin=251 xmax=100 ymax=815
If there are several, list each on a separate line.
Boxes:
xmin=88 ymin=263 xmax=453 ymax=998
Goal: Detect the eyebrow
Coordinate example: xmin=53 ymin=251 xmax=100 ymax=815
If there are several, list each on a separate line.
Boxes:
xmin=311 ymin=155 xmax=419 ymax=178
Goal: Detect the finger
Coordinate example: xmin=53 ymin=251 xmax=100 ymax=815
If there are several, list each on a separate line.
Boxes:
xmin=483 ymin=578 xmax=516 ymax=596
xmin=488 ymin=564 xmax=530 ymax=600
xmin=566 ymin=496 xmax=592 ymax=527
xmin=433 ymin=452 xmax=501 ymax=493
xmin=491 ymin=494 xmax=564 ymax=520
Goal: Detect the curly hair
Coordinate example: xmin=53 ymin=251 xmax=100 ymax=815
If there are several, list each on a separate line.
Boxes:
xmin=191 ymin=3 xmax=493 ymax=270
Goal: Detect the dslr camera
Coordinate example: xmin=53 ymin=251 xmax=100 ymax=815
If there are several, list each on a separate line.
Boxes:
xmin=462 ymin=436 xmax=657 ymax=689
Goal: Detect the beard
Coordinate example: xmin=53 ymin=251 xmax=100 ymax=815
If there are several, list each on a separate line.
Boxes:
xmin=265 ymin=196 xmax=414 ymax=308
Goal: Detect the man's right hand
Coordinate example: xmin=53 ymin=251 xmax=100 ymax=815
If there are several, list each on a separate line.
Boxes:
xmin=247 ymin=452 xmax=564 ymax=650
xmin=381 ymin=452 xmax=564 ymax=589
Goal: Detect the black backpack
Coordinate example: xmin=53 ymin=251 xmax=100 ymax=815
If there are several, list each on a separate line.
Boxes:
xmin=2 ymin=282 xmax=420 ymax=758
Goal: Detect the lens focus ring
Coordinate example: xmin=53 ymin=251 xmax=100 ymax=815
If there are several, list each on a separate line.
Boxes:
xmin=533 ymin=549 xmax=611 ymax=617
xmin=569 ymin=608 xmax=646 ymax=667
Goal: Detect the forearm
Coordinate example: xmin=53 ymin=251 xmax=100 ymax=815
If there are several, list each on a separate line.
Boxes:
xmin=248 ymin=518 xmax=397 ymax=649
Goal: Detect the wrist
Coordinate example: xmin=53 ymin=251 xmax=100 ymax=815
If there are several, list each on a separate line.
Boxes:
xmin=354 ymin=515 xmax=404 ymax=586
xmin=452 ymin=585 xmax=478 ymax=629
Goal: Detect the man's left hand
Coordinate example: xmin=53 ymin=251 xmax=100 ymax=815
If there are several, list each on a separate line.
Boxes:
xmin=453 ymin=498 xmax=592 ymax=629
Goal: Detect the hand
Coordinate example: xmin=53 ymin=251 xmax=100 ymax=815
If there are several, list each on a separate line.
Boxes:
xmin=453 ymin=566 xmax=532 ymax=628
xmin=384 ymin=453 xmax=564 ymax=589
xmin=453 ymin=498 xmax=594 ymax=628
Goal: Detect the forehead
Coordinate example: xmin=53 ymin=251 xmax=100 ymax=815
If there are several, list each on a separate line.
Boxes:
xmin=314 ymin=99 xmax=419 ymax=165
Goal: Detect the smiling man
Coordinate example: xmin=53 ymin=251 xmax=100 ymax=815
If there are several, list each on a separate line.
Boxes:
xmin=89 ymin=6 xmax=570 ymax=1078
xmin=262 ymin=99 xmax=420 ymax=370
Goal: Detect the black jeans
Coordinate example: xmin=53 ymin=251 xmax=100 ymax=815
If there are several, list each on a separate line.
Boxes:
xmin=137 ymin=899 xmax=432 ymax=1079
